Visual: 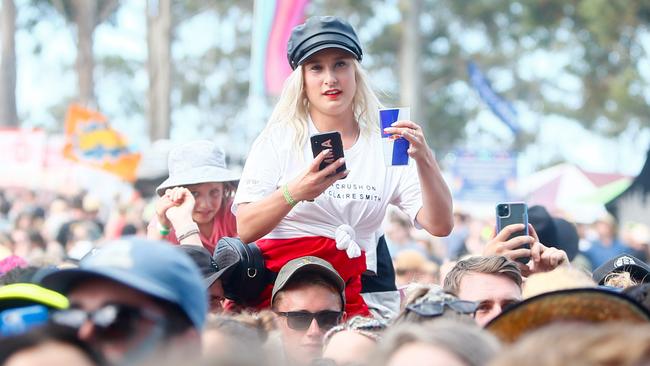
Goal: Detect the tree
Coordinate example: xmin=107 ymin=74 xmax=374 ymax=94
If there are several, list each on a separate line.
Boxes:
xmin=147 ymin=0 xmax=171 ymax=141
xmin=49 ymin=0 xmax=120 ymax=105
xmin=0 ymin=0 xmax=18 ymax=126
xmin=447 ymin=0 xmax=650 ymax=136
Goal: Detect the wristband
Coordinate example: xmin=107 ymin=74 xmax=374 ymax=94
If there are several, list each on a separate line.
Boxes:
xmin=157 ymin=221 xmax=170 ymax=236
xmin=176 ymin=223 xmax=200 ymax=242
xmin=282 ymin=184 xmax=297 ymax=207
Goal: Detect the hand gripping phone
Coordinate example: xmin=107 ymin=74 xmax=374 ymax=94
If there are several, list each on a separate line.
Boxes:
xmin=496 ymin=202 xmax=529 ymax=264
xmin=310 ymin=131 xmax=346 ymax=174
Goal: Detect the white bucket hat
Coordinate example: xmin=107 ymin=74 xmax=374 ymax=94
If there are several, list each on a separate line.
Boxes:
xmin=155 ymin=140 xmax=240 ymax=196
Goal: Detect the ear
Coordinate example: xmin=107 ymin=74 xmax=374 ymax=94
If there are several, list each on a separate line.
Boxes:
xmin=341 ymin=311 xmax=348 ymax=323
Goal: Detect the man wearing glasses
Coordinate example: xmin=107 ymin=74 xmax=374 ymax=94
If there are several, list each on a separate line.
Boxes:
xmin=271 ymin=256 xmax=346 ymax=366
xmin=41 ymin=238 xmax=207 ymax=365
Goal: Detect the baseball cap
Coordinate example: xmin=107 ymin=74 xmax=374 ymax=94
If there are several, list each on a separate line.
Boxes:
xmin=287 ymin=16 xmax=362 ymax=70
xmin=40 ymin=237 xmax=207 ymax=330
xmin=178 ymin=245 xmax=237 ymax=288
xmin=0 ymin=283 xmax=69 ymax=311
xmin=592 ymin=254 xmax=650 ymax=285
xmin=486 ymin=288 xmax=650 ymax=343
xmin=271 ymin=256 xmax=345 ymax=307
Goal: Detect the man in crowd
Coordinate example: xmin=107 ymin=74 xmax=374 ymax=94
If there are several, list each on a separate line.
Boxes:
xmin=444 ymin=255 xmax=523 ymax=326
xmin=41 ymin=237 xmax=207 ymax=365
xmin=271 ymin=256 xmax=346 ymax=366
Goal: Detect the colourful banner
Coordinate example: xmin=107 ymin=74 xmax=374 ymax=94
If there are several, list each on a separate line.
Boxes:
xmin=62 ymin=104 xmax=140 ymax=182
xmin=250 ymin=0 xmax=309 ymax=96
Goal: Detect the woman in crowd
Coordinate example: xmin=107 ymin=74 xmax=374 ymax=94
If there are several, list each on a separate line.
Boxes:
xmin=234 ymin=15 xmax=453 ymax=316
xmin=147 ymin=140 xmax=239 ymax=254
xmin=321 ymin=316 xmax=387 ymax=365
xmin=373 ymin=320 xmax=500 ymax=366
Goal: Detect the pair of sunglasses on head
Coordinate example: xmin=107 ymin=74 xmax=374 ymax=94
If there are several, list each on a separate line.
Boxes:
xmin=52 ymin=303 xmax=166 ymax=342
xmin=275 ymin=310 xmax=343 ymax=331
xmin=406 ymin=298 xmax=479 ymax=317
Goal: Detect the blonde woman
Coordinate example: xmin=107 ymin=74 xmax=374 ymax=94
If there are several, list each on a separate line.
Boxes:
xmin=235 ymin=16 xmax=453 ymax=316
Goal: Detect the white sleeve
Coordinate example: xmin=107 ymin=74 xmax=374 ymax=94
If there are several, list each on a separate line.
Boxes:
xmin=391 ymin=162 xmax=423 ymax=227
xmin=232 ymin=133 xmax=282 ymax=212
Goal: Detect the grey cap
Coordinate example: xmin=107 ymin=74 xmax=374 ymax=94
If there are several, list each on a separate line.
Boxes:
xmin=155 ymin=140 xmax=239 ymax=196
xmin=271 ymin=256 xmax=345 ymax=307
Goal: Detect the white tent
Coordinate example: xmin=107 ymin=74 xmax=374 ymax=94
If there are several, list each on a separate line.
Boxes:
xmin=516 ymin=164 xmax=608 ymax=223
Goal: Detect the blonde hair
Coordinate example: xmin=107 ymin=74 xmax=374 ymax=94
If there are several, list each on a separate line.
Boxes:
xmin=489 ymin=323 xmax=650 ymax=366
xmin=523 ymin=267 xmax=596 ymax=299
xmin=374 ymin=321 xmax=500 ymax=366
xmin=262 ymin=60 xmax=382 ymax=154
xmin=604 ymin=271 xmax=638 ymax=289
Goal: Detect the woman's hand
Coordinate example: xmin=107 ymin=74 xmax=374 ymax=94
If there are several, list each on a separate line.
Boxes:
xmin=287 ymin=149 xmax=348 ymax=202
xmin=383 ymin=120 xmax=434 ymax=163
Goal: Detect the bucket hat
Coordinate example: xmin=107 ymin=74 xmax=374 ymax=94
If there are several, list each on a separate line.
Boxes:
xmin=155 ymin=140 xmax=239 ymax=196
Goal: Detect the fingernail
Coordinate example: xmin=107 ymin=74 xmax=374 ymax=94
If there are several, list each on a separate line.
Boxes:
xmin=391 ymin=122 xmax=397 ymax=126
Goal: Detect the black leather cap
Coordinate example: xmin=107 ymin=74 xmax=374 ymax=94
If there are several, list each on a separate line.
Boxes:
xmin=287 ymin=16 xmax=362 ymax=70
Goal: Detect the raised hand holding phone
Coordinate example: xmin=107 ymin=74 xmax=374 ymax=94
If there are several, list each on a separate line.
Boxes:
xmin=310 ymin=131 xmax=347 ymax=174
xmin=493 ymin=203 xmax=532 ymax=265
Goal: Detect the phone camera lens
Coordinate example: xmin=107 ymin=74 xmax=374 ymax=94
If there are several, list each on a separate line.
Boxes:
xmin=497 ymin=204 xmax=510 ymax=217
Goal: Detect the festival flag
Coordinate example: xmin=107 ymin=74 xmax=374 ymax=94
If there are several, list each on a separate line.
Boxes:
xmin=467 ymin=61 xmax=519 ymax=134
xmin=62 ymin=104 xmax=141 ymax=182
xmin=250 ymin=0 xmax=309 ymax=97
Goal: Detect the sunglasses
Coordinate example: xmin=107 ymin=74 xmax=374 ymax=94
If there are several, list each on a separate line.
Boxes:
xmin=406 ymin=299 xmax=478 ymax=317
xmin=275 ymin=310 xmax=343 ymax=331
xmin=52 ymin=303 xmax=165 ymax=342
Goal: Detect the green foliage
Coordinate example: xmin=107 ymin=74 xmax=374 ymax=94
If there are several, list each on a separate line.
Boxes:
xmin=15 ymin=0 xmax=650 ymax=155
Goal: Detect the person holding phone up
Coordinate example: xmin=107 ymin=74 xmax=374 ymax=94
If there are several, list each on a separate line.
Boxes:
xmin=234 ymin=16 xmax=453 ymax=316
xmin=483 ymin=223 xmax=569 ymax=277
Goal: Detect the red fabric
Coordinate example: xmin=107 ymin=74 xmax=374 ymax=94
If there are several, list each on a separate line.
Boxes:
xmin=164 ymin=200 xmax=237 ymax=254
xmin=252 ymin=236 xmax=370 ymax=317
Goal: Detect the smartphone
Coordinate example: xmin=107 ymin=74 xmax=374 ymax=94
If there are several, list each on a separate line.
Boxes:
xmin=310 ymin=131 xmax=346 ymax=174
xmin=495 ymin=202 xmax=529 ymax=264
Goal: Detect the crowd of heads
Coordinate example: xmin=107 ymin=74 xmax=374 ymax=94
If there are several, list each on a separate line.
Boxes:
xmin=1 ymin=13 xmax=650 ymax=366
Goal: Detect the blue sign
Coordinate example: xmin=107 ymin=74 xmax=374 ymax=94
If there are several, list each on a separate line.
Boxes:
xmin=451 ymin=149 xmax=517 ymax=203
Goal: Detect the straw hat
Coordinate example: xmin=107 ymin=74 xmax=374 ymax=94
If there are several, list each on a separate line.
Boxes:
xmin=486 ymin=288 xmax=650 ymax=343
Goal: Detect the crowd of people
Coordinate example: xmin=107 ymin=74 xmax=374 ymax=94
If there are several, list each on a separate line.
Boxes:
xmin=0 ymin=15 xmax=649 ymax=366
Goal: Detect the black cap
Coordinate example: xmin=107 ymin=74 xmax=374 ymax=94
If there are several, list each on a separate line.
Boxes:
xmin=178 ymin=245 xmax=236 ymax=288
xmin=287 ymin=16 xmax=362 ymax=70
xmin=592 ymin=254 xmax=650 ymax=285
xmin=528 ymin=205 xmax=579 ymax=261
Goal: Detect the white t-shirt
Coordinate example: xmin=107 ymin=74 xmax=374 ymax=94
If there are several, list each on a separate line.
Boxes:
xmin=234 ymin=120 xmax=423 ymax=272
